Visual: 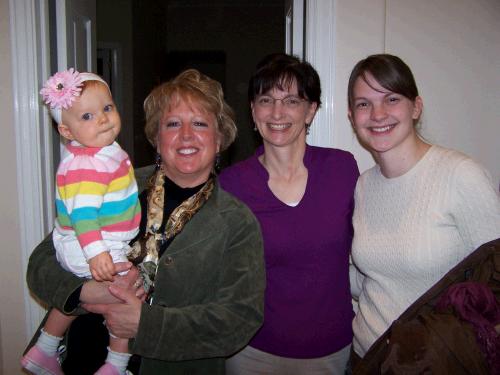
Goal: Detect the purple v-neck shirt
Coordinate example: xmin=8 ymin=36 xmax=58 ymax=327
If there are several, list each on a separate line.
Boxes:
xmin=219 ymin=145 xmax=359 ymax=358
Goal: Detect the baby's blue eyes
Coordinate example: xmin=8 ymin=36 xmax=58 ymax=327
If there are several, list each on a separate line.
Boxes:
xmin=81 ymin=105 xmax=113 ymax=120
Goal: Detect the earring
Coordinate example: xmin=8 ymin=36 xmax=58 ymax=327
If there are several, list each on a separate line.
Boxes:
xmin=305 ymin=124 xmax=310 ymax=135
xmin=155 ymin=152 xmax=161 ymax=170
xmin=215 ymin=153 xmax=221 ymax=171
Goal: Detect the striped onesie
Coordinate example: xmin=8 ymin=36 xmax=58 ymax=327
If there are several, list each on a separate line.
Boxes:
xmin=53 ymin=141 xmax=141 ymax=277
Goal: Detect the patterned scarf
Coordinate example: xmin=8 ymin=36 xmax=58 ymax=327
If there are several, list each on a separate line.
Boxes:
xmin=127 ymin=168 xmax=214 ymax=300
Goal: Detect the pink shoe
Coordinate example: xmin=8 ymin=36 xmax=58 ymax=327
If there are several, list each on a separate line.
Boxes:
xmin=94 ymin=362 xmax=121 ymax=375
xmin=20 ymin=345 xmax=63 ymax=375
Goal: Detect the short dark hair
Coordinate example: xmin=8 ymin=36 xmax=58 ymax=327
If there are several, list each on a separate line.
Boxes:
xmin=348 ymin=54 xmax=419 ymax=112
xmin=249 ymin=53 xmax=322 ymax=108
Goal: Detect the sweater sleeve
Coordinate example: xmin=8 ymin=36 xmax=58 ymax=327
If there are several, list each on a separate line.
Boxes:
xmin=350 ymin=175 xmax=364 ymax=300
xmin=350 ymin=260 xmax=365 ymax=301
xmin=56 ymin=155 xmax=111 ymax=260
xmin=132 ymin=208 xmax=265 ymax=361
xmin=450 ymin=158 xmax=500 ymax=251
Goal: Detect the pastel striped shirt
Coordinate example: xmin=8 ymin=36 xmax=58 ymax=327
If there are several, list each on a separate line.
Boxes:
xmin=54 ymin=141 xmax=141 ymax=260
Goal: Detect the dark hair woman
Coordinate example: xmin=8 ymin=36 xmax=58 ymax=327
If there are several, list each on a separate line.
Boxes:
xmin=219 ymin=53 xmax=359 ymax=374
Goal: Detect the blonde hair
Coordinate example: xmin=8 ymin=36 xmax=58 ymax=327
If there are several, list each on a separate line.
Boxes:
xmin=144 ymin=69 xmax=237 ymax=151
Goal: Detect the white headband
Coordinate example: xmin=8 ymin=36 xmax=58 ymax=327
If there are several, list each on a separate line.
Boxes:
xmin=41 ymin=69 xmax=110 ymax=124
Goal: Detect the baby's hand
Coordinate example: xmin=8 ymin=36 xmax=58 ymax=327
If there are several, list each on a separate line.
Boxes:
xmin=89 ymin=252 xmax=116 ymax=281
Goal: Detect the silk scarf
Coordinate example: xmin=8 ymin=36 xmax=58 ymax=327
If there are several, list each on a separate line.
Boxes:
xmin=128 ymin=168 xmax=214 ymax=300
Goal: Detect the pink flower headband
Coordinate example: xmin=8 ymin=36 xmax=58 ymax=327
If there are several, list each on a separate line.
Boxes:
xmin=40 ymin=68 xmax=110 ymax=124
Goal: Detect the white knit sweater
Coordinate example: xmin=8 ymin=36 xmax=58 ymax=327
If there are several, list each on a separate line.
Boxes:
xmin=350 ymin=145 xmax=500 ymax=356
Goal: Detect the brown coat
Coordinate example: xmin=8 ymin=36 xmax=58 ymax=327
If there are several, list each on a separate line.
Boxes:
xmin=354 ymin=238 xmax=500 ymax=375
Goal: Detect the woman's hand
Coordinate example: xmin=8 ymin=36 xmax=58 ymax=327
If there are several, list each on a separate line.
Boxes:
xmin=111 ymin=264 xmax=146 ymax=300
xmin=82 ymin=285 xmax=142 ymax=338
xmin=80 ymin=263 xmax=145 ymax=304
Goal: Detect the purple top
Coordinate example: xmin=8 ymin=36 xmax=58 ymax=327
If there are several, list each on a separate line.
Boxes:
xmin=219 ymin=145 xmax=359 ymax=358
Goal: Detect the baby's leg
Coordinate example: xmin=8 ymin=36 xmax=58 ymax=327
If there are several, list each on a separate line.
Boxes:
xmin=45 ymin=307 xmax=76 ymax=336
xmin=21 ymin=309 xmax=74 ymax=375
xmin=95 ymin=336 xmax=131 ymax=375
xmin=109 ymin=336 xmax=129 ymax=354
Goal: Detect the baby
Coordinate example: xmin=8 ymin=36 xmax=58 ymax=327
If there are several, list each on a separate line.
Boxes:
xmin=21 ymin=69 xmax=141 ymax=375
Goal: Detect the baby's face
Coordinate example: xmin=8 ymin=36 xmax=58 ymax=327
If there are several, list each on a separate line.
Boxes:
xmin=59 ymin=82 xmax=121 ymax=148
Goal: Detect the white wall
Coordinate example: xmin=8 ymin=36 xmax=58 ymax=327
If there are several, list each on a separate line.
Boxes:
xmin=0 ymin=0 xmax=28 ymax=373
xmin=386 ymin=0 xmax=500 ymax=184
xmin=332 ymin=0 xmax=386 ymax=173
xmin=309 ymin=0 xmax=500 ymax=184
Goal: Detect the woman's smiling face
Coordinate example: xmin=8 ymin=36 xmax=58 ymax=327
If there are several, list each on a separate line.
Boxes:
xmin=251 ymin=79 xmax=317 ymax=149
xmin=157 ymin=96 xmax=220 ymax=188
xmin=349 ymin=72 xmax=422 ymax=157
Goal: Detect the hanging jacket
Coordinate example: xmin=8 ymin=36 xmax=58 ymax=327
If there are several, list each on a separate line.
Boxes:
xmin=354 ymin=238 xmax=500 ymax=375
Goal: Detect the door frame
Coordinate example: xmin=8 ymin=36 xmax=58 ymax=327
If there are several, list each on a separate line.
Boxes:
xmin=9 ymin=0 xmax=55 ymax=338
xmin=305 ymin=0 xmax=336 ymax=148
xmin=285 ymin=0 xmax=304 ymax=59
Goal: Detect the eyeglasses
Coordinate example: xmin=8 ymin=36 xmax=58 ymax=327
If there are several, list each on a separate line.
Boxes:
xmin=254 ymin=95 xmax=307 ymax=109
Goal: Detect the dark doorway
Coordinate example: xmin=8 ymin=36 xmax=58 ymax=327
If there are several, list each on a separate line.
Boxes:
xmin=97 ymin=0 xmax=285 ymax=169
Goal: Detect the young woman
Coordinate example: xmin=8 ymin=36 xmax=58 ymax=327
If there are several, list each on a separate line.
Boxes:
xmin=348 ymin=54 xmax=500 ymax=362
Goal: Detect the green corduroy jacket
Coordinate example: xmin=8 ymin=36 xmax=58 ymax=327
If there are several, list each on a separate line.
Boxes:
xmin=27 ymin=177 xmax=265 ymax=374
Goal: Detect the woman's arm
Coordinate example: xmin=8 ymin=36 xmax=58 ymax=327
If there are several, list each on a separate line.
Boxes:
xmin=350 ymin=258 xmax=365 ymax=301
xmin=451 ymin=159 xmax=500 ymax=250
xmin=27 ymin=234 xmax=139 ymax=314
xmin=27 ymin=234 xmax=84 ymax=313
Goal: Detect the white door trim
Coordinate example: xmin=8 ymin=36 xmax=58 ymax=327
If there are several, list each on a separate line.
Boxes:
xmin=56 ymin=0 xmax=68 ymax=69
xmin=285 ymin=0 xmax=305 ymax=59
xmin=305 ymin=0 xmax=336 ymax=148
xmin=9 ymin=0 xmax=55 ymax=338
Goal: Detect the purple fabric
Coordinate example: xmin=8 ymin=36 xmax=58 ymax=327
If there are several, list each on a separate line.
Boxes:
xmin=436 ymin=281 xmax=500 ymax=374
xmin=219 ymin=145 xmax=359 ymax=358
